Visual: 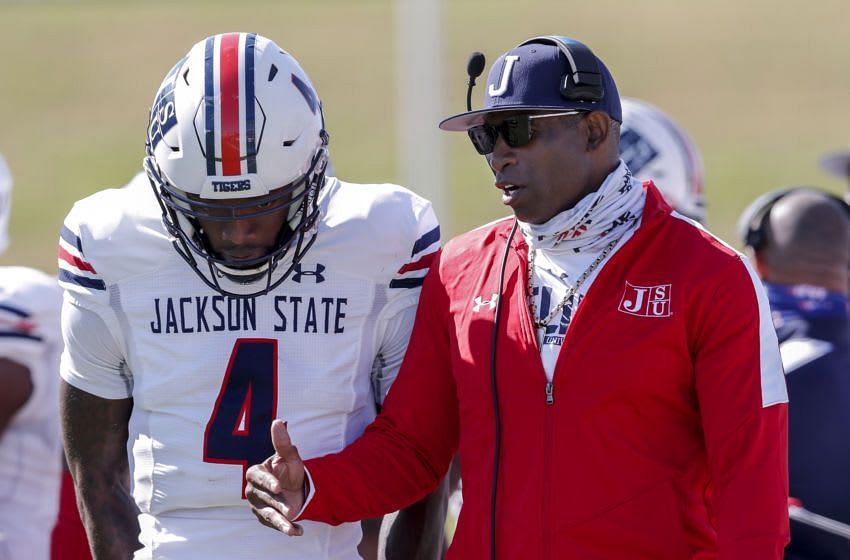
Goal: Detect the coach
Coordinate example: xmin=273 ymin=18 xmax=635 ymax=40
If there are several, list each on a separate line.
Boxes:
xmin=245 ymin=35 xmax=790 ymax=559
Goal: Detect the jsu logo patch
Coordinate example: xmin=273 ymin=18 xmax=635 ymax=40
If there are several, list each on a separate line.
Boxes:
xmin=618 ymin=282 xmax=671 ymax=317
xmin=472 ymin=293 xmax=499 ymax=312
xmin=292 ymin=263 xmax=326 ymax=283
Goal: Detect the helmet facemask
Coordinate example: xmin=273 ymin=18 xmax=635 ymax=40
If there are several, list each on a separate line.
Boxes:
xmin=144 ymin=133 xmax=329 ymax=298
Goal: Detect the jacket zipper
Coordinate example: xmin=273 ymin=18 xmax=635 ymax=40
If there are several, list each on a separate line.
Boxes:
xmin=543 ymin=380 xmax=554 ymax=559
xmin=518 ymin=240 xmax=557 ymax=558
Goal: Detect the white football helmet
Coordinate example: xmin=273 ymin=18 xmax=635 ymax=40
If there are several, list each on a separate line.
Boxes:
xmin=144 ymin=33 xmax=329 ymax=297
xmin=619 ymin=98 xmax=706 ymax=224
xmin=0 ymin=153 xmax=11 ymax=255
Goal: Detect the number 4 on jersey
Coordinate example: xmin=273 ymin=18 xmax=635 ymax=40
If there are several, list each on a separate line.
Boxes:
xmin=203 ymin=338 xmax=278 ymax=497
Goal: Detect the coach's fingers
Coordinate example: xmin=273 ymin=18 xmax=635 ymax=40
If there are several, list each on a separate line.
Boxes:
xmin=251 ymin=505 xmax=304 ymax=537
xmin=270 ymin=420 xmax=306 ymax=496
xmin=247 ymin=462 xmax=283 ymax=495
xmin=245 ymin=482 xmax=296 ymax=518
xmin=271 ymin=420 xmax=303 ymax=468
xmin=251 ymin=505 xmax=278 ymax=530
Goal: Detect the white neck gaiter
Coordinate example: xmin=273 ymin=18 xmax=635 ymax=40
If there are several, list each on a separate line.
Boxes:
xmin=518 ymin=161 xmax=643 ymax=254
xmin=518 ymin=161 xmax=647 ymax=381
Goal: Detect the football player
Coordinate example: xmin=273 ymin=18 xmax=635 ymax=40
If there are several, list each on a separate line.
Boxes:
xmin=59 ymin=33 xmax=445 ymax=559
xmin=0 ymin=152 xmax=65 ymax=559
xmin=619 ymin=97 xmax=706 ymax=224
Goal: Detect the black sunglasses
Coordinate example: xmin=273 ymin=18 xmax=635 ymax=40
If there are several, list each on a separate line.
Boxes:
xmin=467 ymin=110 xmax=587 ymax=155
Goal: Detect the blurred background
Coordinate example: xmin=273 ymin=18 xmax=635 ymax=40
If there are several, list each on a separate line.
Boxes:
xmin=1 ymin=0 xmax=849 ymax=272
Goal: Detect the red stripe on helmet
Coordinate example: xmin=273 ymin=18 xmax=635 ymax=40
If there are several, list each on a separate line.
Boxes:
xmin=219 ymin=33 xmax=242 ymax=176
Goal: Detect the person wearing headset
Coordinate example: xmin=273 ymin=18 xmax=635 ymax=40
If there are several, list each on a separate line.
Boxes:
xmin=739 ymin=187 xmax=850 ymax=560
xmin=245 ymin=35 xmax=790 ymax=559
xmin=440 ymin=95 xmax=711 ymax=541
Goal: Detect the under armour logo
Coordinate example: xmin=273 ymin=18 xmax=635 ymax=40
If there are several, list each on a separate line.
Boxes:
xmin=292 ymin=263 xmax=326 ymax=283
xmin=472 ymin=293 xmax=499 ymax=312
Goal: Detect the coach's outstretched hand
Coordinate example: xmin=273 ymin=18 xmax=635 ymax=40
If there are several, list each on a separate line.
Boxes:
xmin=245 ymin=419 xmax=307 ymax=536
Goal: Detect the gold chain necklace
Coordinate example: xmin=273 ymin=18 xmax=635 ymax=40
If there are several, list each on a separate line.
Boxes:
xmin=527 ymin=237 xmax=619 ymax=329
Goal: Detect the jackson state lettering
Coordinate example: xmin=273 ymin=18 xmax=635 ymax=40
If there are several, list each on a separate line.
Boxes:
xmin=273 ymin=296 xmax=347 ymax=334
xmin=149 ymin=295 xmax=349 ymax=334
xmin=150 ymin=296 xmax=257 ymax=333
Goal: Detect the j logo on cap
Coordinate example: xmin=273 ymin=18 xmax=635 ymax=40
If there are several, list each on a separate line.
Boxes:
xmin=488 ymin=55 xmax=520 ymax=97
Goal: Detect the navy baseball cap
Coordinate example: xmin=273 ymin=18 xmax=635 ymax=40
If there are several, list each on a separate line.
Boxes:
xmin=439 ymin=36 xmax=621 ymax=131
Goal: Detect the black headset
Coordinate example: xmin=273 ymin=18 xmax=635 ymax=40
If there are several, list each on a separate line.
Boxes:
xmin=739 ymin=187 xmax=850 ymax=251
xmin=517 ymin=35 xmax=605 ymax=103
xmin=486 ymin=220 xmax=516 ymax=560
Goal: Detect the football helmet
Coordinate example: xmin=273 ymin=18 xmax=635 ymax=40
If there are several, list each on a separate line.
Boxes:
xmin=619 ymin=98 xmax=706 ymax=224
xmin=144 ymin=33 xmax=329 ymax=297
xmin=0 ymin=153 xmax=11 ymax=255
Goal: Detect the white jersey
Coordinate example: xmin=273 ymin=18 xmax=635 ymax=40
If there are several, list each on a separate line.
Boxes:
xmin=0 ymin=267 xmax=63 ymax=560
xmin=58 ymin=173 xmax=439 ymax=559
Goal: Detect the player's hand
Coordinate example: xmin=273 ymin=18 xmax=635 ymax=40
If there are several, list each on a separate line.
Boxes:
xmin=245 ymin=419 xmax=307 ymax=536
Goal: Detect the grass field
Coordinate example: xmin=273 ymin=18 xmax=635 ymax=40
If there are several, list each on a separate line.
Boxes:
xmin=1 ymin=0 xmax=849 ymax=271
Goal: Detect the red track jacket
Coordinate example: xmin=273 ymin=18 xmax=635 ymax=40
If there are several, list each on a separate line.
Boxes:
xmin=300 ymin=184 xmax=790 ymax=559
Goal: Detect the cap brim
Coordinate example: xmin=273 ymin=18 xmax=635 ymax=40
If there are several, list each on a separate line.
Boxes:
xmin=819 ymin=152 xmax=850 ymax=178
xmin=438 ymin=105 xmax=579 ymax=132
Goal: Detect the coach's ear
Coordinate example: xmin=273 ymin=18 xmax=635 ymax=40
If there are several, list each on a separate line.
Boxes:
xmin=584 ymin=111 xmax=611 ymax=151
